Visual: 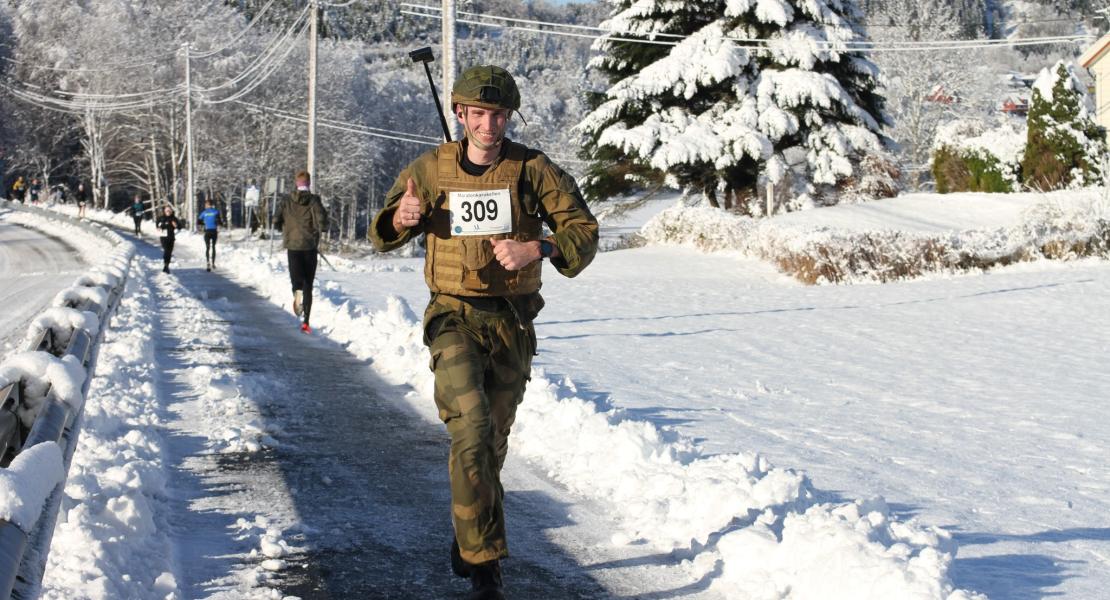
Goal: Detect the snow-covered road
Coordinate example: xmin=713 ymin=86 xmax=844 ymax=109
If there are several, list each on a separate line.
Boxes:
xmin=0 ymin=216 xmax=87 ymax=351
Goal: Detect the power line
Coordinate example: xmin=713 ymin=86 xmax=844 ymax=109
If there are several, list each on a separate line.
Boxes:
xmin=400 ymin=3 xmax=1091 ymax=51
xmin=190 ymin=0 xmax=282 ymax=59
xmin=46 ymin=84 xmax=187 ymax=100
xmin=233 ymin=99 xmax=441 ymax=145
xmin=0 ymin=4 xmax=306 ymax=113
xmin=401 ymin=7 xmax=680 ymax=46
xmin=0 ymin=78 xmax=178 ymax=114
xmin=201 ymin=22 xmax=309 ymax=105
xmin=197 ymin=7 xmax=311 ymax=104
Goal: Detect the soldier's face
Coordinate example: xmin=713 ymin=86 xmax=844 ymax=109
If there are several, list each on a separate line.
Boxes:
xmin=457 ymin=105 xmax=509 ymax=151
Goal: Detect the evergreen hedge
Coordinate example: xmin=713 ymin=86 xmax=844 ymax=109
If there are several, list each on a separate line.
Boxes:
xmin=932 ymin=145 xmax=1018 ymax=193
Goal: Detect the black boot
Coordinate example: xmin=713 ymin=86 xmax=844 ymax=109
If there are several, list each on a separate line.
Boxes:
xmin=451 ymin=539 xmax=470 ymax=578
xmin=466 ymin=560 xmax=504 ymax=600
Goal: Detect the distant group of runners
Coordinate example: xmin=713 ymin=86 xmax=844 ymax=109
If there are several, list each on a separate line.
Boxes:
xmin=129 ymin=195 xmax=225 ymax=275
xmin=6 ymin=177 xmax=91 ymax=216
xmin=132 ymin=172 xmax=327 ymax=333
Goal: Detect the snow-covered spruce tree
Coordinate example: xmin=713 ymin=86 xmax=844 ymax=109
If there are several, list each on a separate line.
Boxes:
xmin=578 ymin=0 xmax=892 ymax=213
xmin=1021 ymin=61 xmax=1106 ymax=191
xmin=574 ymin=0 xmax=689 ymax=202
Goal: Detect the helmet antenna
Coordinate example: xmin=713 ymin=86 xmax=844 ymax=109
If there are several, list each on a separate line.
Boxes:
xmin=408 ymin=46 xmax=452 ymax=142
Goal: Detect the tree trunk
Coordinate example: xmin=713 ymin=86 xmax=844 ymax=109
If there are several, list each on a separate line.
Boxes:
xmin=704 ymin=187 xmax=720 ymax=209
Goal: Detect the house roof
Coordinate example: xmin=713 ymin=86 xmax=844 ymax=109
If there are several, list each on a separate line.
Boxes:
xmin=1080 ymin=32 xmax=1110 ymax=68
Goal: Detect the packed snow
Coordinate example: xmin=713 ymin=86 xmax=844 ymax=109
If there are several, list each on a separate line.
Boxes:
xmin=0 ymin=351 xmax=87 ymax=428
xmin=0 ymin=442 xmax=64 ymax=530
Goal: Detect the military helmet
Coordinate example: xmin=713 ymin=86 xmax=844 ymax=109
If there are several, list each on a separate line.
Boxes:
xmin=451 ymin=65 xmax=521 ymax=111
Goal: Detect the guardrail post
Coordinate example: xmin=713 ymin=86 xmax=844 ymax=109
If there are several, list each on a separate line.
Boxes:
xmin=0 ymin=385 xmax=23 ymax=468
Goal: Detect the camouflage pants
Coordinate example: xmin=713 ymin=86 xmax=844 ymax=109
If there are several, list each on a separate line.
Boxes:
xmin=424 ymin=294 xmax=536 ymax=565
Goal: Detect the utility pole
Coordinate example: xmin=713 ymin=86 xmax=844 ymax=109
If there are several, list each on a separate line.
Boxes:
xmin=183 ymin=43 xmax=196 ymax=227
xmin=307 ymin=0 xmax=318 ymax=191
xmin=442 ymin=0 xmax=457 ymax=140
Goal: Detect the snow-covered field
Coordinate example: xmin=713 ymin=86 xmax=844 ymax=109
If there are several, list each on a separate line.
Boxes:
xmin=23 ymin=191 xmax=1110 ymax=599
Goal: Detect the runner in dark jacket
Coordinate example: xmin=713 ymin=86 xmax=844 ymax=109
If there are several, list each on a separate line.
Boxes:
xmin=130 ymin=194 xmax=146 ymax=235
xmin=156 ymin=205 xmax=184 ymax=273
xmin=75 ymin=182 xmax=90 ymax=218
xmin=274 ymin=170 xmax=328 ymax=332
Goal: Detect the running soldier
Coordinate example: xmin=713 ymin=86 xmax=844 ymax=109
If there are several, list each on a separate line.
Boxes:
xmin=370 ymin=65 xmax=598 ymax=599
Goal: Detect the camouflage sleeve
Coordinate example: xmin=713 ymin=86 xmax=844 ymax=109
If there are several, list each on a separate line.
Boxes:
xmin=369 ymin=152 xmax=436 ymax=252
xmin=528 ymin=153 xmax=598 ymax=278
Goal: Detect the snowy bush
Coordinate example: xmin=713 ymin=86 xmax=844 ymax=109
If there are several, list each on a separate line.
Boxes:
xmin=932 ymin=119 xmax=1026 ymax=193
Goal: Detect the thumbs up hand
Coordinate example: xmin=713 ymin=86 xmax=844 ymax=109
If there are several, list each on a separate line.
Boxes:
xmin=393 ymin=177 xmax=424 ymax=232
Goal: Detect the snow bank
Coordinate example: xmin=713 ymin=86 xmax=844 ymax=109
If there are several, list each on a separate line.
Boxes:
xmin=0 ymin=352 xmax=87 ymax=427
xmin=51 ymin=286 xmax=109 ymax=313
xmin=24 ymin=307 xmax=100 ymax=351
xmin=716 ymin=498 xmax=982 ymax=600
xmin=212 ymin=240 xmax=982 ymax=599
xmin=73 ymin=271 xmax=120 ymax=291
xmin=0 ymin=201 xmax=145 ymax=596
xmin=40 ymin=259 xmax=177 ymax=600
xmin=0 ymin=442 xmax=64 ymax=530
xmin=641 ymin=191 xmax=1110 ymax=283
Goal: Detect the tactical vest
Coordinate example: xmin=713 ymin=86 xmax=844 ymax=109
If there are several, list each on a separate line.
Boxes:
xmin=424 ymin=140 xmax=543 ymax=297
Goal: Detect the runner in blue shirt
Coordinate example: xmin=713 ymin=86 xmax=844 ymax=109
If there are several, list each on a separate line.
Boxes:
xmin=197 ymin=199 xmax=223 ymax=271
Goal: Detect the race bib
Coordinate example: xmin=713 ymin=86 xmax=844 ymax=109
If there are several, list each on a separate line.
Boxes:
xmin=449 ymin=189 xmax=512 ymax=236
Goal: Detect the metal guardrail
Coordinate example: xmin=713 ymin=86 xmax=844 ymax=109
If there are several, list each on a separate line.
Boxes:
xmin=0 ymin=386 xmax=22 ymax=469
xmin=0 ymin=200 xmax=132 ymax=599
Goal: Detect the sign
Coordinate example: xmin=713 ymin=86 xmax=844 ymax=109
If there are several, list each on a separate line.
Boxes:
xmin=449 ymin=189 xmax=512 ymax=236
xmin=245 ymin=184 xmax=260 ymax=207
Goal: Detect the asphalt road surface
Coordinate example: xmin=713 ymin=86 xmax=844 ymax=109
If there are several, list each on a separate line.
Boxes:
xmin=0 ymin=217 xmax=87 ymax=351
